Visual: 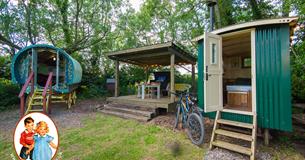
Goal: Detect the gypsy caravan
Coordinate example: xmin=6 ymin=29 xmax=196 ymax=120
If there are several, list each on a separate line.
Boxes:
xmin=11 ymin=44 xmax=82 ymax=116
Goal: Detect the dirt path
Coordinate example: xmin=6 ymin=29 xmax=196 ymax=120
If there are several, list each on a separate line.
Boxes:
xmin=0 ymin=98 xmax=105 ymax=141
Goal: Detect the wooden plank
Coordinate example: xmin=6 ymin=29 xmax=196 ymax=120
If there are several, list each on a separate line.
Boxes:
xmin=170 ymin=53 xmax=175 ymax=103
xmin=98 ymin=109 xmax=150 ymax=122
xmin=191 ymin=64 xmax=195 ymax=93
xmin=107 ymin=42 xmax=172 ymax=56
xmin=115 ymin=60 xmax=119 ymax=97
xmin=222 ymin=109 xmax=254 ymax=116
xmin=251 ymin=114 xmax=257 ymax=160
xmin=217 ymin=119 xmax=253 ymax=129
xmin=292 ymin=114 xmax=305 ymax=124
xmin=212 ymin=140 xmax=252 ymax=156
xmin=293 ymin=103 xmax=305 ymax=110
xmin=215 ymin=129 xmax=252 ymax=141
xmin=209 ymin=111 xmax=220 ymax=149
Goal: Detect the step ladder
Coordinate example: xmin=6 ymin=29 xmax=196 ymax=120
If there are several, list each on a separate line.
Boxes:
xmin=209 ymin=110 xmax=257 ymax=160
xmin=25 ymin=89 xmax=50 ymax=114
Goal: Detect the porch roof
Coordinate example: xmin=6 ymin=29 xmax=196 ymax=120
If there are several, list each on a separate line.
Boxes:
xmin=107 ymin=42 xmax=197 ymax=66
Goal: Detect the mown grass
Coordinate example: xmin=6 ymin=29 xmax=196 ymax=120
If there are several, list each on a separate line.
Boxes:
xmin=58 ymin=114 xmax=204 ymax=160
xmin=1 ymin=113 xmax=204 ymax=160
xmin=2 ymin=113 xmax=304 ymax=160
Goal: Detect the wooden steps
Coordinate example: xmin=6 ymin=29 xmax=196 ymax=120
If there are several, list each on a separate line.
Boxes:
xmin=99 ymin=110 xmax=151 ymax=122
xmin=212 ymin=140 xmax=252 ymax=155
xmin=98 ymin=103 xmax=156 ymax=122
xmin=214 ymin=129 xmax=252 ymax=141
xmin=217 ymin=119 xmax=253 ymax=129
xmin=104 ymin=105 xmax=154 ymax=117
xmin=210 ymin=110 xmax=257 ymax=160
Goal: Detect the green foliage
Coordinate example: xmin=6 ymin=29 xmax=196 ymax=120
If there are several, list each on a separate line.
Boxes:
xmin=0 ymin=78 xmax=19 ymax=110
xmin=0 ymin=56 xmax=10 ymax=79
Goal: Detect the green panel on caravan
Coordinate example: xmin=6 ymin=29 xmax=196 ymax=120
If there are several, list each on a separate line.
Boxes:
xmin=195 ymin=17 xmax=297 ymax=132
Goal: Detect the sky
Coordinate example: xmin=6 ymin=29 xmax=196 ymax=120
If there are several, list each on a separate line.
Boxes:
xmin=130 ymin=0 xmax=144 ymax=12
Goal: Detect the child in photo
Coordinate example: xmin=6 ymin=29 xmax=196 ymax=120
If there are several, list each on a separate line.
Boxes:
xmin=33 ymin=121 xmax=57 ymax=160
xmin=19 ymin=117 xmax=35 ymax=160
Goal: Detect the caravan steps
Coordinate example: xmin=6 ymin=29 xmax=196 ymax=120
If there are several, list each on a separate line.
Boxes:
xmin=217 ymin=119 xmax=253 ymax=129
xmin=98 ymin=103 xmax=156 ymax=122
xmin=210 ymin=110 xmax=257 ymax=160
xmin=212 ymin=140 xmax=252 ymax=155
xmin=214 ymin=129 xmax=253 ymax=141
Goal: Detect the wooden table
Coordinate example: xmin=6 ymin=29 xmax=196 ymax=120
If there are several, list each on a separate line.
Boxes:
xmin=137 ymin=83 xmax=160 ymax=99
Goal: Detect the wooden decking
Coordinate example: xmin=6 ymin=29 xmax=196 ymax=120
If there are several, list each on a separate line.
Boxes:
xmin=106 ymin=95 xmax=177 ymax=112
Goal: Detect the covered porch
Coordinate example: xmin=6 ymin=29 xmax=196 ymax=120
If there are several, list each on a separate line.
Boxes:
xmin=107 ymin=42 xmax=197 ymax=111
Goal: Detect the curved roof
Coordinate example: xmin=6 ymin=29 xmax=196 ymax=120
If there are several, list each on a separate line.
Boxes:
xmin=11 ymin=44 xmax=82 ymax=85
xmin=192 ymin=17 xmax=298 ymax=42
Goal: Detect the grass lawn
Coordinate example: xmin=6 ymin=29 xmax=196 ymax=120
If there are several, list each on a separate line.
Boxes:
xmin=1 ymin=113 xmax=204 ymax=160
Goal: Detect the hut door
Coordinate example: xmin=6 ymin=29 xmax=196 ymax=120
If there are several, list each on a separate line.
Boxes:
xmin=203 ymin=32 xmax=223 ymax=112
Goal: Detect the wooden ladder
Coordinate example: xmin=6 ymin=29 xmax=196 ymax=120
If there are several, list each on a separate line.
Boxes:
xmin=25 ymin=89 xmax=47 ymax=114
xmin=209 ymin=110 xmax=257 ymax=160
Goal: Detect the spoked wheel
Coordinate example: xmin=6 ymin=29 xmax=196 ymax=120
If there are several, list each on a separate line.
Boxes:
xmin=174 ymin=104 xmax=181 ymax=129
xmin=192 ymin=105 xmax=203 ymax=120
xmin=186 ymin=113 xmax=204 ymax=146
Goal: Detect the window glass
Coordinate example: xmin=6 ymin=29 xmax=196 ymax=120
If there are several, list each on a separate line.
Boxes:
xmin=242 ymin=57 xmax=251 ymax=68
xmin=211 ymin=43 xmax=217 ymax=64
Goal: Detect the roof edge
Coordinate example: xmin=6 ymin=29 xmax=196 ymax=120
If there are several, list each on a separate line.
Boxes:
xmin=192 ymin=17 xmax=299 ymax=42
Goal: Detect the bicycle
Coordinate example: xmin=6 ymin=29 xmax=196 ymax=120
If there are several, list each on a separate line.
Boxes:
xmin=172 ymin=91 xmax=204 ymax=146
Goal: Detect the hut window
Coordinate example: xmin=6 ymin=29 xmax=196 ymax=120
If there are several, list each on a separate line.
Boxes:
xmin=242 ymin=57 xmax=251 ymax=68
xmin=211 ymin=43 xmax=217 ymax=64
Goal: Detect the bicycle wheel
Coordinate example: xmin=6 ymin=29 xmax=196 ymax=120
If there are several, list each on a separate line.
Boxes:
xmin=186 ymin=113 xmax=204 ymax=146
xmin=192 ymin=104 xmax=203 ymax=120
xmin=174 ymin=104 xmax=181 ymax=129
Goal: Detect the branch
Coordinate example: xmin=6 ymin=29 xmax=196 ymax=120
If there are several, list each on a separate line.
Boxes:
xmin=0 ymin=33 xmax=22 ymax=50
xmin=22 ymin=0 xmax=35 ymax=44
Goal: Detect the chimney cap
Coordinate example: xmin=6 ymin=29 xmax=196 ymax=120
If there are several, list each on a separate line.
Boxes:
xmin=207 ymin=0 xmax=217 ymax=6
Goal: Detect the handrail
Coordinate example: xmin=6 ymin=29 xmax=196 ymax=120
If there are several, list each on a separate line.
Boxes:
xmin=42 ymin=72 xmax=53 ymax=114
xmin=42 ymin=72 xmax=53 ymax=97
xmin=18 ymin=72 xmax=34 ymax=98
xmin=19 ymin=71 xmax=34 ymax=117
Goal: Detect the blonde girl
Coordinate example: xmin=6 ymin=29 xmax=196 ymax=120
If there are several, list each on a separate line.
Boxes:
xmin=32 ymin=121 xmax=57 ymax=160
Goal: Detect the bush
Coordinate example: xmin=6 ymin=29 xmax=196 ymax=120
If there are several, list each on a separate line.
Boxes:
xmin=291 ymin=54 xmax=305 ymax=102
xmin=0 ymin=78 xmax=20 ymax=111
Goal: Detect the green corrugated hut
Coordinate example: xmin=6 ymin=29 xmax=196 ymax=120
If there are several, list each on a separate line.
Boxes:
xmin=193 ymin=17 xmax=298 ymax=132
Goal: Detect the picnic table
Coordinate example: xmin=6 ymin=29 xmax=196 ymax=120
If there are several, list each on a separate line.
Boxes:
xmin=137 ymin=83 xmax=160 ymax=99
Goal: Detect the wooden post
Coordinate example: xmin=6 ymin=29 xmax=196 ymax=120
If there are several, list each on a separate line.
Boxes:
xmin=115 ymin=60 xmax=120 ymax=97
xmin=170 ymin=54 xmax=175 ymax=103
xmin=264 ymin=128 xmax=269 ymax=146
xmin=20 ymin=96 xmax=24 ymax=117
xmin=48 ymin=78 xmax=52 ymax=114
xmin=191 ymin=64 xmax=195 ymax=93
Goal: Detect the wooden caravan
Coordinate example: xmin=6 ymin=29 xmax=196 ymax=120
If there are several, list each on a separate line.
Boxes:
xmin=11 ymin=44 xmax=82 ymax=116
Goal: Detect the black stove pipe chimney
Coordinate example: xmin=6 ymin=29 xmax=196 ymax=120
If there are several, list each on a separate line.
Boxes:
xmin=207 ymin=1 xmax=217 ymax=32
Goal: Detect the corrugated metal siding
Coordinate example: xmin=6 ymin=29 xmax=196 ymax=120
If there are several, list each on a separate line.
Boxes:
xmin=255 ymin=24 xmax=292 ymax=131
xmin=197 ymin=40 xmax=204 ymax=109
xmin=197 ymin=24 xmax=292 ymax=131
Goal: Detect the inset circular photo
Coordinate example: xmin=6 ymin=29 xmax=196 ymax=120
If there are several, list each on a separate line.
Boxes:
xmin=13 ymin=112 xmax=59 ymax=160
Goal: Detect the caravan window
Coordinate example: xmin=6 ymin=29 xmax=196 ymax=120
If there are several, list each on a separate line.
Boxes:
xmin=211 ymin=43 xmax=217 ymax=64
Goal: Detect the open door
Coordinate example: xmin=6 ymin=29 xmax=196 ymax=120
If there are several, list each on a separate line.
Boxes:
xmin=204 ymin=32 xmax=223 ymax=112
